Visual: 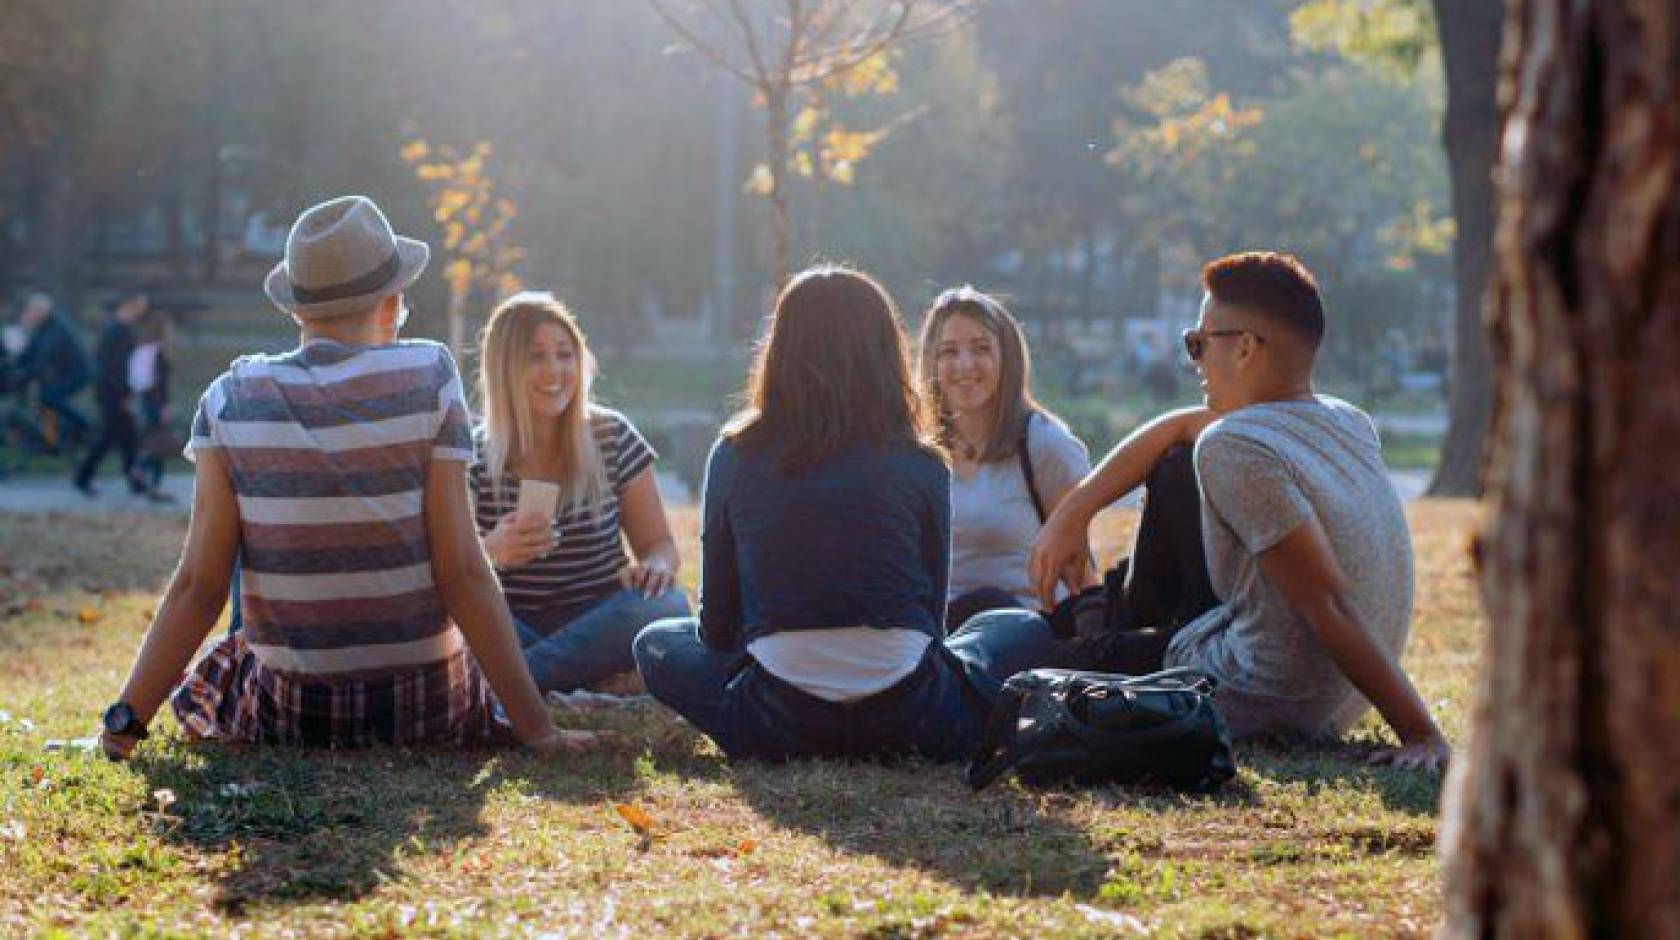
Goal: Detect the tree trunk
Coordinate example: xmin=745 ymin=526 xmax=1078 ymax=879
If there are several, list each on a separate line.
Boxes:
xmin=446 ymin=284 xmax=468 ymax=362
xmin=1438 ymin=2 xmax=1680 ymax=937
xmin=1425 ymin=0 xmax=1503 ymax=496
xmin=200 ymin=0 xmax=226 ymax=285
xmin=164 ymin=143 xmax=190 ymax=282
xmin=765 ymin=83 xmax=792 ymax=325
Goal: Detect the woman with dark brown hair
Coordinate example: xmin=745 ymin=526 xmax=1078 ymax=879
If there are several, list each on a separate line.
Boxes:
xmin=633 ymin=265 xmax=986 ymax=762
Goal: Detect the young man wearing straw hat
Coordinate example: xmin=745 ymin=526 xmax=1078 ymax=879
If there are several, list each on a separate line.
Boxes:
xmin=98 ymin=195 xmax=591 ymax=757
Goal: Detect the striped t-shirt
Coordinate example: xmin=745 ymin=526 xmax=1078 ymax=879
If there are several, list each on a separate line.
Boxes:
xmin=469 ymin=407 xmax=656 ymax=618
xmin=187 ymin=338 xmax=475 ymax=678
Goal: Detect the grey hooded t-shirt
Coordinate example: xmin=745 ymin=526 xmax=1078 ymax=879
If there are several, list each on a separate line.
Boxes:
xmin=1164 ymin=395 xmax=1414 ymax=738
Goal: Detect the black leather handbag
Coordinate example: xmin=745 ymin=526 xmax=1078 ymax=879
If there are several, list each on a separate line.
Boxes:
xmin=966 ymin=667 xmax=1237 ymax=792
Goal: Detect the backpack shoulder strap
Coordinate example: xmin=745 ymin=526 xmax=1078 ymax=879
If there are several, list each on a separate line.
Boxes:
xmin=1017 ymin=411 xmax=1047 ymax=524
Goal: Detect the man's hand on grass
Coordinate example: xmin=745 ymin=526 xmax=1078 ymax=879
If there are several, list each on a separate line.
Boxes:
xmin=99 ymin=729 xmax=140 ymax=761
xmin=1366 ymin=733 xmax=1450 ymax=773
xmin=525 ymin=728 xmax=627 ymax=755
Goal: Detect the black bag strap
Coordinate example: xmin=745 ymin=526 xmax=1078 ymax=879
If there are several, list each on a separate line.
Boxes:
xmin=1017 ymin=411 xmax=1046 ymax=524
xmin=967 ymin=680 xmax=1052 ymax=791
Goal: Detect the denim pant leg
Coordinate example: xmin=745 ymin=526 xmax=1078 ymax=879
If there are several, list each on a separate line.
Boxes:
xmin=944 ymin=608 xmax=1065 ymax=706
xmin=711 ymin=644 xmax=986 ymax=763
xmin=633 ymin=617 xmax=748 ymax=753
xmin=522 ymin=589 xmax=692 ymax=693
xmin=511 ymin=615 xmax=547 ymax=649
xmin=863 ymin=646 xmax=987 ymax=762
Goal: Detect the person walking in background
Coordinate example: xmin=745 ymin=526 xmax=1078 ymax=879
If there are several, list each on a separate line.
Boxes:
xmin=471 ymin=290 xmax=688 ymax=695
xmin=73 ymin=291 xmax=149 ymax=497
xmin=916 ymin=286 xmax=1090 ymax=630
xmin=98 ymin=195 xmax=588 ymax=759
xmin=13 ymin=291 xmax=91 ymax=446
xmin=633 ymin=265 xmax=987 ymax=763
xmin=128 ymin=308 xmax=176 ymax=502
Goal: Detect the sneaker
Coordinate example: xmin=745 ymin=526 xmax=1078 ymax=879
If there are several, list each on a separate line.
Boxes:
xmin=73 ymin=480 xmax=98 ymax=498
xmin=126 ymin=470 xmax=148 ymax=495
xmin=146 ymin=490 xmax=177 ymax=504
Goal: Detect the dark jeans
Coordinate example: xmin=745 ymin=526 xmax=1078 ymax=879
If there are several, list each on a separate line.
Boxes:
xmin=39 ymin=383 xmax=89 ymax=444
xmin=514 ymin=588 xmax=690 ymax=693
xmin=945 ymin=444 xmax=1218 ymax=702
xmin=75 ymin=394 xmax=138 ymax=488
xmin=137 ymin=398 xmax=167 ymax=489
xmin=633 ymin=618 xmax=988 ymax=763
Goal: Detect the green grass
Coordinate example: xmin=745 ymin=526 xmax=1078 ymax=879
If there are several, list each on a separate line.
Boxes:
xmin=0 ymin=499 xmax=1482 ymax=938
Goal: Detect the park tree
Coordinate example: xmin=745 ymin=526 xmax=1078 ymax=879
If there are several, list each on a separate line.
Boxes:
xmin=1109 ymin=57 xmax=1450 ymax=386
xmin=0 ymin=0 xmax=120 ymax=299
xmin=645 ymin=0 xmax=976 ymax=327
xmin=971 ymin=0 xmax=1298 ymax=327
xmin=1293 ymin=0 xmax=1504 ymax=495
xmin=1438 ymin=0 xmax=1680 ymax=935
xmin=401 ymin=140 xmax=525 ymax=359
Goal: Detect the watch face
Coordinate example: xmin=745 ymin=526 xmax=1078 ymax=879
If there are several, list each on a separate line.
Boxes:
xmin=103 ymin=702 xmax=135 ymax=734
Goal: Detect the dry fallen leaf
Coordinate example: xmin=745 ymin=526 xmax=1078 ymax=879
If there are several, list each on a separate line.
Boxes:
xmin=613 ymin=802 xmax=655 ymax=835
xmin=77 ymin=605 xmax=100 ymax=624
xmin=737 ymin=839 xmax=757 ymax=855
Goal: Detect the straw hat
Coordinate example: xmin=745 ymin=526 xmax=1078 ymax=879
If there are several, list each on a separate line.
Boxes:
xmin=264 ymin=195 xmax=429 ymax=320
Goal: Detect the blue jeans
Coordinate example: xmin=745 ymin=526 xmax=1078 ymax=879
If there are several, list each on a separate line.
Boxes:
xmin=943 ymin=608 xmax=1065 ymax=706
xmin=517 ymin=589 xmax=691 ymax=693
xmin=633 ymin=618 xmax=987 ymax=762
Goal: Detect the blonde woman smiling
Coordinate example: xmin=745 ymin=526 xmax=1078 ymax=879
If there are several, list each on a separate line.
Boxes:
xmin=471 ymin=291 xmax=688 ymax=694
xmin=917 ymin=287 xmax=1090 ymax=630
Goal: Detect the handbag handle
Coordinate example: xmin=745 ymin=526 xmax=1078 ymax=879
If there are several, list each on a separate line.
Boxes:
xmin=967 ymin=681 xmax=1047 ymax=791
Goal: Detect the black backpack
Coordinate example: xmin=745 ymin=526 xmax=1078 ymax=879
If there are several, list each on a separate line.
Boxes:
xmin=966 ymin=667 xmax=1237 ymax=792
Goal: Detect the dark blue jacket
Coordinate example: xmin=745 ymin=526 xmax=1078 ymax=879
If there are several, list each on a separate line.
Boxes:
xmin=17 ymin=314 xmax=89 ymax=398
xmin=696 ymin=436 xmax=951 ymax=651
xmin=90 ymin=319 xmax=137 ymax=401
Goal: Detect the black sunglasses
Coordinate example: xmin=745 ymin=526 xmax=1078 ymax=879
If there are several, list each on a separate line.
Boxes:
xmin=1182 ymin=328 xmax=1262 ymax=362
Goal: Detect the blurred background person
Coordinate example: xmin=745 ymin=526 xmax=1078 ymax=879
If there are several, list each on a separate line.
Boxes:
xmin=129 ymin=307 xmax=177 ymax=502
xmin=12 ymin=291 xmax=91 ymax=447
xmin=73 ymin=291 xmax=150 ymax=497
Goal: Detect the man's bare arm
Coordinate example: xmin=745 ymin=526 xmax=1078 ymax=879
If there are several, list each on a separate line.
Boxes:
xmin=102 ymin=451 xmax=241 ymax=758
xmin=1257 ymin=519 xmax=1449 ymax=771
xmin=1029 ymin=407 xmax=1217 ymax=604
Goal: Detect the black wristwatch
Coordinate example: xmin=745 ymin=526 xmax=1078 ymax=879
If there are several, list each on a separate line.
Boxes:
xmin=102 ymin=701 xmax=150 ymax=740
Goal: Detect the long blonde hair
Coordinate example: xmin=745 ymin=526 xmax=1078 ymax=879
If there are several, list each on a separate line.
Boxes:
xmin=476 ymin=291 xmax=608 ymax=514
xmin=916 ymin=286 xmax=1038 ymax=462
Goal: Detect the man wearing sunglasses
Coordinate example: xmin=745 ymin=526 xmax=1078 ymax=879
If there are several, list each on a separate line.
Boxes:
xmin=950 ymin=251 xmax=1448 ymax=771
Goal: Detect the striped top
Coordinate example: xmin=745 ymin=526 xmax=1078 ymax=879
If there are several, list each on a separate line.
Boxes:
xmin=469 ymin=407 xmax=656 ymax=618
xmin=187 ymin=338 xmax=475 ymax=678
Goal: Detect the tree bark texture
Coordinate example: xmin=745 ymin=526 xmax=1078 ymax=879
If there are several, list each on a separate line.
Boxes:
xmin=1439 ymin=1 xmax=1680 ymax=937
xmin=765 ymin=82 xmax=792 ymax=321
xmin=1427 ymin=0 xmax=1504 ymax=497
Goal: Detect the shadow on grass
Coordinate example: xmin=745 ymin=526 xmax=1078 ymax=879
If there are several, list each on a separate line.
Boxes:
xmin=725 ymin=757 xmax=1113 ymax=900
xmin=134 ymin=737 xmax=645 ymax=913
xmin=1235 ymin=739 xmax=1445 ymax=816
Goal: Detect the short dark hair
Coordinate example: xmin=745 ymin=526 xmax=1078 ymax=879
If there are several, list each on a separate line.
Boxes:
xmin=1200 ymin=251 xmax=1324 ymax=347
